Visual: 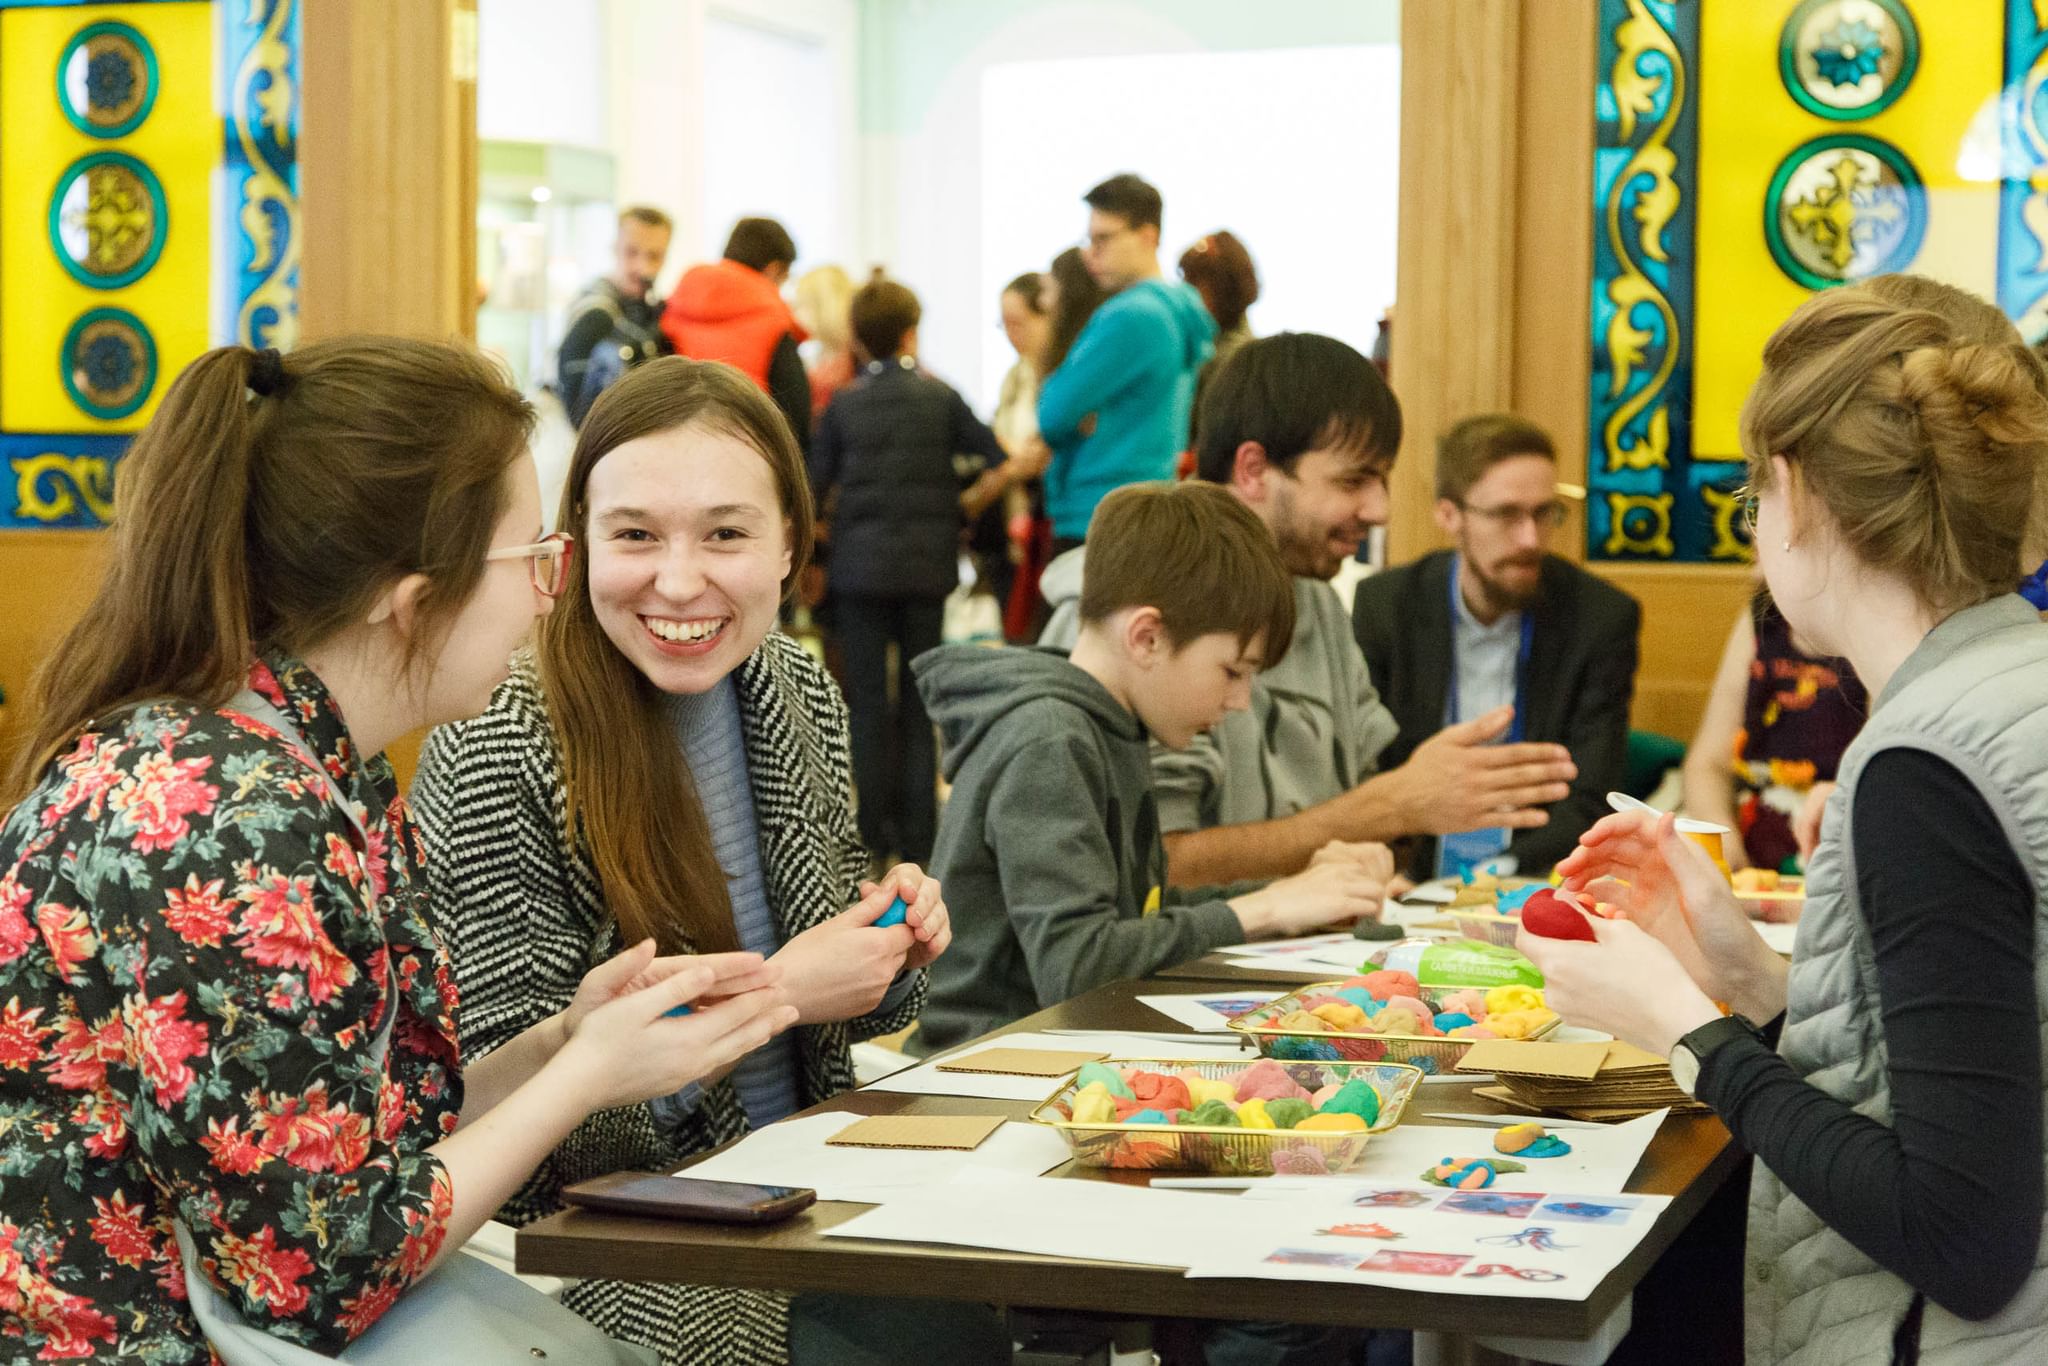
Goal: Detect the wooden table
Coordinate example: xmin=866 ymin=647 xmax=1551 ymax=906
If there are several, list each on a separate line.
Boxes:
xmin=517 ymin=976 xmax=1742 ymax=1344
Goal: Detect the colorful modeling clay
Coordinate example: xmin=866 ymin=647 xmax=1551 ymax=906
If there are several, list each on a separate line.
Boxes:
xmin=1179 ymin=1076 xmax=1234 ymax=1109
xmin=1126 ymin=1108 xmax=1169 ymax=1125
xmin=1186 ymin=1098 xmax=1242 ymax=1127
xmin=1310 ymin=1082 xmax=1342 ymax=1108
xmin=1520 ymin=888 xmax=1597 ymax=941
xmin=1495 ymin=1123 xmax=1574 ymax=1159
xmin=874 ymin=895 xmax=910 ymax=928
xmin=1070 ymin=1082 xmax=1118 ymax=1124
xmin=1233 ymin=1059 xmax=1309 ymax=1103
xmin=1130 ymin=1073 xmax=1192 ymax=1112
xmin=1265 ymin=1098 xmax=1315 ymax=1129
xmin=1295 ymin=1112 xmax=1368 ymax=1132
xmin=1319 ymin=1079 xmax=1382 ymax=1126
xmin=1495 ymin=883 xmax=1544 ymax=913
xmin=1311 ymin=1002 xmax=1369 ymax=1031
xmin=1422 ymin=1157 xmax=1527 ymax=1189
xmin=1361 ymin=970 xmax=1422 ymax=1000
xmin=1439 ymin=988 xmax=1490 ymax=1019
xmin=1335 ymin=987 xmax=1382 ymax=1012
xmin=1433 ymin=1012 xmax=1475 ymax=1032
xmin=1487 ymin=1008 xmax=1557 ymax=1040
xmin=1076 ymin=1061 xmax=1135 ymax=1100
xmin=1447 ymin=1025 xmax=1499 ymax=1040
xmin=1367 ymin=1007 xmax=1421 ymax=1035
xmin=1484 ymin=984 xmax=1545 ymax=1016
xmin=1275 ymin=1009 xmax=1332 ymax=1033
xmin=1383 ymin=993 xmax=1432 ymax=1021
xmin=1237 ymin=1099 xmax=1277 ymax=1129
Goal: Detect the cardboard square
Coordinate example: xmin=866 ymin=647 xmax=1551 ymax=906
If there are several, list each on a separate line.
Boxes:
xmin=825 ymin=1114 xmax=1006 ymax=1151
xmin=935 ymin=1047 xmax=1107 ymax=1078
xmin=1454 ymin=1040 xmax=1606 ymax=1080
xmin=1601 ymin=1040 xmax=1671 ymax=1071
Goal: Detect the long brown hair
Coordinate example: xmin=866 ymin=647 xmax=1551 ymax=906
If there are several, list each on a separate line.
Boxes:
xmin=537 ymin=357 xmax=815 ymax=954
xmin=1741 ymin=280 xmax=2048 ymax=613
xmin=1043 ymin=247 xmax=1106 ymax=373
xmin=11 ymin=340 xmax=533 ymax=798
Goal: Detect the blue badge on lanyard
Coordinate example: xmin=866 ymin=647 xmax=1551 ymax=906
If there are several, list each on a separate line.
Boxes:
xmin=1437 ymin=558 xmax=1535 ymax=879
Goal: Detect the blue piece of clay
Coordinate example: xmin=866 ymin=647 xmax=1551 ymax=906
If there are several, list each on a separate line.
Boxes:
xmin=875 ymin=896 xmax=910 ymax=928
xmin=664 ymin=1005 xmax=693 ymax=1018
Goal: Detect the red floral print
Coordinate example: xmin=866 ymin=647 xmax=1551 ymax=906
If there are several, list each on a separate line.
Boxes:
xmin=0 ymin=657 xmax=464 ymax=1360
xmin=161 ymin=876 xmax=233 ymax=949
xmin=87 ymin=1190 xmax=156 ymax=1269
xmin=107 ymin=751 xmax=218 ymax=855
xmin=34 ymin=905 xmax=96 ymax=985
xmin=122 ymin=991 xmax=208 ymax=1107
xmin=0 ymin=997 xmax=50 ymax=1072
xmin=213 ymin=1226 xmax=314 ymax=1318
xmin=234 ymin=868 xmax=358 ymax=1005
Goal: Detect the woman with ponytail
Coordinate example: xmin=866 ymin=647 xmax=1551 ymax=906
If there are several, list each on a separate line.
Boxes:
xmin=0 ymin=341 xmax=796 ymax=1363
xmin=1519 ymin=278 xmax=2048 ymax=1364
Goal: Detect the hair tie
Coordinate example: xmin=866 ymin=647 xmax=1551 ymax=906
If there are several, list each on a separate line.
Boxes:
xmin=248 ymin=347 xmax=287 ymax=398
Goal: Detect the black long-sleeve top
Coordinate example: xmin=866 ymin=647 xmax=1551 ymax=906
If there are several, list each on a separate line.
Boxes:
xmin=1697 ymin=748 xmax=2041 ymax=1321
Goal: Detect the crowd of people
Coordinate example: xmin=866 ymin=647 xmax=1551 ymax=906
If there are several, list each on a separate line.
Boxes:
xmin=2 ymin=163 xmax=2047 ymax=1366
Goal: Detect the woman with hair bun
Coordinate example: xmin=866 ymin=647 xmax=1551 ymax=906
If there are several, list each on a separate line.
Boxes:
xmin=1520 ymin=278 xmax=2048 ymax=1363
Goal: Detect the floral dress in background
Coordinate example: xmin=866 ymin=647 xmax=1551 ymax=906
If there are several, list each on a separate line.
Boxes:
xmin=0 ymin=656 xmax=463 ymax=1362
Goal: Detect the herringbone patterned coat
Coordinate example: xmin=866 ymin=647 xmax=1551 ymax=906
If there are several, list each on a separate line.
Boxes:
xmin=410 ymin=635 xmax=925 ymax=1365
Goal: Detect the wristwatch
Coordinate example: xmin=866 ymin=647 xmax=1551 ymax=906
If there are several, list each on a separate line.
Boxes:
xmin=1668 ymin=1014 xmax=1766 ymax=1097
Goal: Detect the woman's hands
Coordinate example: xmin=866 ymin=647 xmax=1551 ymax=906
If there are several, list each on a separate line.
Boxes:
xmin=553 ymin=946 xmax=797 ymax=1113
xmin=1516 ymin=912 xmax=1721 ymax=1057
xmin=1554 ymin=811 xmax=1788 ymax=1024
xmin=771 ymin=865 xmax=949 ymax=1024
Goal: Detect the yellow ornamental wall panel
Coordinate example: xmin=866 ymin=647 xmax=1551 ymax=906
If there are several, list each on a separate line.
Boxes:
xmin=0 ymin=2 xmax=216 ymax=433
xmin=1692 ymin=0 xmax=2001 ymax=460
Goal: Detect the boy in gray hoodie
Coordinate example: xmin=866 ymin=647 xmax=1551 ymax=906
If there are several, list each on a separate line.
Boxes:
xmin=908 ymin=481 xmax=1391 ymax=1053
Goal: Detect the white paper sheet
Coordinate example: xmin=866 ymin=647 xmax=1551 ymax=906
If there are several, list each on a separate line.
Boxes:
xmin=1212 ymin=932 xmax=1360 ymax=962
xmin=1234 ymin=1110 xmax=1667 ymax=1196
xmin=861 ymin=1031 xmax=1253 ymax=1101
xmin=680 ymin=1112 xmax=1071 ymax=1203
xmin=1135 ymin=990 xmax=1285 ymax=1033
xmin=1182 ymin=1180 xmax=1671 ymax=1299
xmin=824 ymin=1169 xmax=1242 ymax=1267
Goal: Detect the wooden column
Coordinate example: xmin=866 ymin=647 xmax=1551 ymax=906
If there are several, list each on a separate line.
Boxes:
xmin=300 ymin=0 xmax=478 ymax=341
xmin=1391 ymin=0 xmax=1750 ymax=741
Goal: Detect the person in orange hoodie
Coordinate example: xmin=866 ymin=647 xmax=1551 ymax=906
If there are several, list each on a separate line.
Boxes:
xmin=662 ymin=216 xmax=813 ymax=452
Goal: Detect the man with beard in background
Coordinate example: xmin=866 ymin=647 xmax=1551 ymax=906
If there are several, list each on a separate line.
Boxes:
xmin=1041 ymin=336 xmax=1584 ymax=890
xmin=1353 ymin=414 xmax=1640 ymax=880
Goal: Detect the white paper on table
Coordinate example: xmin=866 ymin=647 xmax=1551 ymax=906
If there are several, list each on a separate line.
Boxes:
xmin=1754 ymin=919 xmax=1797 ymax=955
xmin=1182 ymin=1179 xmax=1672 ymax=1299
xmin=861 ymin=1031 xmax=1252 ymax=1101
xmin=680 ymin=1112 xmax=1070 ymax=1203
xmin=1235 ymin=1110 xmax=1667 ymax=1196
xmin=1213 ymin=932 xmax=1360 ymax=962
xmin=1136 ymin=990 xmax=1284 ymax=1033
xmin=825 ymin=1169 xmax=1242 ymax=1267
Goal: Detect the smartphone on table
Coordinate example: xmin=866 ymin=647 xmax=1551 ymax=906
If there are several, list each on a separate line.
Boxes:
xmin=562 ymin=1173 xmax=816 ymax=1225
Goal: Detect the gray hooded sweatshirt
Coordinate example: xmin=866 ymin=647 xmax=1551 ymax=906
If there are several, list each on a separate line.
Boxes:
xmin=908 ymin=644 xmax=1254 ymax=1053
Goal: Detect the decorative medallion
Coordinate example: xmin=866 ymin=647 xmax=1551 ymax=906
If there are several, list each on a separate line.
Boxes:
xmin=61 ymin=308 xmax=157 ymax=420
xmin=57 ymin=20 xmax=159 ymax=139
xmin=1602 ymin=492 xmax=1676 ymax=559
xmin=1779 ymin=0 xmax=1919 ymax=121
xmin=1764 ymin=134 xmax=1925 ymax=289
xmin=48 ymin=151 xmax=169 ymax=289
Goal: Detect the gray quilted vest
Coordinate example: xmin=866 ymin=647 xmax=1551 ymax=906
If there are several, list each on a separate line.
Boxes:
xmin=1747 ymin=595 xmax=2048 ymax=1365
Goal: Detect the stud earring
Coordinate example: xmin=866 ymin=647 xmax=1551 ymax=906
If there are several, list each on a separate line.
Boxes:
xmin=1782 ymin=539 xmax=1792 ymax=552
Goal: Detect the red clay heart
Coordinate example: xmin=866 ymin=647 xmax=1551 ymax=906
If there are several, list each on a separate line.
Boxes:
xmin=1521 ymin=888 xmax=1597 ymax=941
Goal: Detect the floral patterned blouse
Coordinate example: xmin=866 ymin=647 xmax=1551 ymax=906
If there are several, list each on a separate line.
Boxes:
xmin=0 ymin=657 xmax=463 ymax=1362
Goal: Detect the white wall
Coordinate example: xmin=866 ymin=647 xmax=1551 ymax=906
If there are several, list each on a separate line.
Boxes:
xmin=607 ymin=0 xmax=862 ymax=290
xmin=478 ymin=0 xmax=610 ymax=148
xmin=860 ymin=0 xmax=1402 ymax=408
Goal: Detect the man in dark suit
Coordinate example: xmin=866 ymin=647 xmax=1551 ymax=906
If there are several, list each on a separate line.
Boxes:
xmin=1353 ymin=414 xmax=1640 ymax=879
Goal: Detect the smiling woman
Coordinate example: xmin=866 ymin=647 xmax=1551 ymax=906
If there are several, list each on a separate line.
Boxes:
xmin=407 ymin=357 xmax=968 ymax=1366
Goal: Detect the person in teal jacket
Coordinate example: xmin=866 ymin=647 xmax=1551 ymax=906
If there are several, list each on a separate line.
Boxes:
xmin=1038 ymin=173 xmax=1215 ymax=549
